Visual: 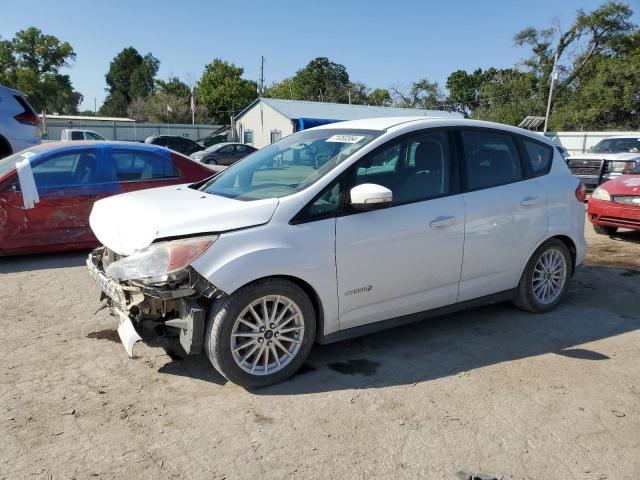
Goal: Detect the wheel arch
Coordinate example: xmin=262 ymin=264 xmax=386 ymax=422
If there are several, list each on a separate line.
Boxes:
xmin=219 ymin=274 xmax=326 ymax=344
xmin=552 ymin=234 xmax=577 ymax=272
xmin=522 ymin=234 xmax=578 ymax=279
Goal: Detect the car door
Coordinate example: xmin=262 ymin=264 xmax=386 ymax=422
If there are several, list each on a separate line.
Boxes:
xmin=18 ymin=147 xmax=120 ymax=248
xmin=335 ymin=129 xmax=465 ymax=330
xmin=216 ymin=145 xmax=237 ymax=165
xmin=457 ymin=128 xmax=548 ymax=302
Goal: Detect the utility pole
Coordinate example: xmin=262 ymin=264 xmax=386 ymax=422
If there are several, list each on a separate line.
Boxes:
xmin=543 ymin=51 xmax=559 ymax=133
xmin=259 ymin=56 xmax=265 ymax=97
xmin=94 ymin=98 xmax=96 ymax=114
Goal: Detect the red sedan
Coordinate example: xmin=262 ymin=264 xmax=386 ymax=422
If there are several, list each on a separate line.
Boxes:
xmin=587 ymin=164 xmax=640 ymax=235
xmin=0 ymin=141 xmax=221 ymax=255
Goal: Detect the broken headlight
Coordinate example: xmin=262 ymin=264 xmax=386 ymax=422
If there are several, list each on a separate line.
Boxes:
xmin=105 ymin=236 xmax=217 ymax=283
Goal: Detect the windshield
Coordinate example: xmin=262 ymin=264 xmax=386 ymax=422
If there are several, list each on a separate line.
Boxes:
xmin=589 ymin=138 xmax=640 ymax=153
xmin=199 ymin=129 xmax=381 ymax=201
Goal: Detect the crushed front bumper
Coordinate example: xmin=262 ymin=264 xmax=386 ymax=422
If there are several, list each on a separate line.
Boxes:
xmin=87 ymin=248 xmax=223 ymax=358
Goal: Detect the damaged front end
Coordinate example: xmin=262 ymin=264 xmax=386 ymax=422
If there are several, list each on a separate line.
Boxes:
xmin=87 ymin=244 xmax=223 ymax=358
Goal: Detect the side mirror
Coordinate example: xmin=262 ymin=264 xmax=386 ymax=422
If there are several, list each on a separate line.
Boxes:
xmin=349 ymin=183 xmax=392 ymax=211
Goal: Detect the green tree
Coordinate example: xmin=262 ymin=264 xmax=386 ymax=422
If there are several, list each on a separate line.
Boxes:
xmin=513 ymin=0 xmax=636 ymax=124
xmin=368 ymin=88 xmax=392 ymax=107
xmin=100 ymin=47 xmax=159 ymax=116
xmin=155 ymin=77 xmax=191 ymax=98
xmin=267 ymin=57 xmax=351 ymax=102
xmin=473 ymin=69 xmax=541 ymax=125
xmin=0 ymin=27 xmax=81 ymax=113
xmin=552 ymin=30 xmax=640 ymax=130
xmin=446 ymin=68 xmax=495 ymax=115
xmin=195 ymin=59 xmax=257 ymax=123
xmin=392 ymin=79 xmax=446 ymax=109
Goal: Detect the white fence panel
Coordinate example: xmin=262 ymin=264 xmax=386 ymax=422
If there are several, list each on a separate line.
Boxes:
xmin=544 ymin=131 xmax=640 ymax=155
xmin=42 ymin=117 xmax=226 ymax=142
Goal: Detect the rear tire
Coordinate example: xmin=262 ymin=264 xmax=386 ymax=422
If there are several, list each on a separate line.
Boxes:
xmin=512 ymin=239 xmax=572 ymax=313
xmin=593 ymin=224 xmax=618 ymax=236
xmin=204 ymin=278 xmax=316 ymax=388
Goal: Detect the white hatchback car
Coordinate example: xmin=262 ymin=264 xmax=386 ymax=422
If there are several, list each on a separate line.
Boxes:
xmin=87 ymin=117 xmax=587 ymax=387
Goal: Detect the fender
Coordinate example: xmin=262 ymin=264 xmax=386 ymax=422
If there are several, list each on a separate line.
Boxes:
xmin=190 ymin=220 xmax=340 ymax=336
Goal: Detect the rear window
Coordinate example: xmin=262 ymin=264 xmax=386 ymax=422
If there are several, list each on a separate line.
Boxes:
xmin=14 ymin=95 xmax=36 ymax=114
xmin=522 ymin=139 xmax=553 ymax=176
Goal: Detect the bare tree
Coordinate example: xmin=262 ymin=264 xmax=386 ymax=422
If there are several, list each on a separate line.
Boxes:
xmin=126 ymin=97 xmax=147 ymax=122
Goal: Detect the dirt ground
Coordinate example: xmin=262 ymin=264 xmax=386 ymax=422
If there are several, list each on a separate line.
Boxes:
xmin=1 ymin=219 xmax=639 ymax=480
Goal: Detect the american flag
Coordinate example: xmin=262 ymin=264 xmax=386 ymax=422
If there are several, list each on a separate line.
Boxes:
xmin=190 ymin=94 xmax=196 ymax=112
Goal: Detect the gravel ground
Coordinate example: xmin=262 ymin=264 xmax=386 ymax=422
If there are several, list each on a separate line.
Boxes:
xmin=1 ymin=220 xmax=639 ymax=480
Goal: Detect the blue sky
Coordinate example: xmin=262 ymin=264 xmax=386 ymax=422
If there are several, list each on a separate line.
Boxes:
xmin=3 ymin=0 xmax=638 ymax=111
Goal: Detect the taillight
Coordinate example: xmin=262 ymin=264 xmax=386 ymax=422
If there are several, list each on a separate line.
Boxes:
xmin=575 ymin=181 xmax=587 ymax=202
xmin=14 ymin=111 xmax=40 ymax=126
xmin=13 ymin=95 xmax=41 ymax=127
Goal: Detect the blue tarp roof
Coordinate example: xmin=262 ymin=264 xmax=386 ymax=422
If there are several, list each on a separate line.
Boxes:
xmin=294 ymin=118 xmax=342 ymax=131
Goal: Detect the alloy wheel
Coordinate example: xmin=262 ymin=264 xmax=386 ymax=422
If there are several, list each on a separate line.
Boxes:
xmin=230 ymin=295 xmax=305 ymax=376
xmin=532 ymin=248 xmax=567 ymax=305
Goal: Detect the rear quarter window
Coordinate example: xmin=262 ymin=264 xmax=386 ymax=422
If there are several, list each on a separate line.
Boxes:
xmin=522 ymin=139 xmax=553 ymax=177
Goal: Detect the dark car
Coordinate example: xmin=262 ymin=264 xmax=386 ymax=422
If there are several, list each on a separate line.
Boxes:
xmin=0 ymin=141 xmax=221 ymax=255
xmin=144 ymin=135 xmax=203 ymax=156
xmin=190 ymin=142 xmax=257 ymax=166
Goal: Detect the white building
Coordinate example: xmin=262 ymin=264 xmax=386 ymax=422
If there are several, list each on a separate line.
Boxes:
xmin=232 ymin=98 xmax=462 ymax=149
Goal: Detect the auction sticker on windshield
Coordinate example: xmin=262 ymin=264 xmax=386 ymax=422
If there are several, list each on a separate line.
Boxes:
xmin=326 ymin=135 xmax=365 ymax=143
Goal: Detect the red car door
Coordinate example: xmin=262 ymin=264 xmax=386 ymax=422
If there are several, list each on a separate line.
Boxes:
xmin=18 ymin=148 xmax=120 ymax=249
xmin=0 ymin=175 xmax=31 ymax=252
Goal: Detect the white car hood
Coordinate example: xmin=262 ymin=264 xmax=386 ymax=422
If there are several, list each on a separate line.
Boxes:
xmin=569 ymin=152 xmax=640 ymax=161
xmin=90 ymin=184 xmax=279 ymax=255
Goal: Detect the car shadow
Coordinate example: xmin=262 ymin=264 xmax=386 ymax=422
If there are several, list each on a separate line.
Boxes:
xmin=609 ymin=229 xmax=640 ymax=244
xmin=158 ymin=353 xmax=227 ymax=386
xmin=0 ymin=250 xmax=90 ymax=274
xmin=154 ymin=265 xmax=639 ymax=393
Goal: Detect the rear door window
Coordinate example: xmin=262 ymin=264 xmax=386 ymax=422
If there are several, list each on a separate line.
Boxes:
xmin=461 ymin=130 xmax=523 ymax=190
xmin=71 ymin=131 xmax=84 ymax=140
xmin=108 ymin=149 xmax=179 ymax=181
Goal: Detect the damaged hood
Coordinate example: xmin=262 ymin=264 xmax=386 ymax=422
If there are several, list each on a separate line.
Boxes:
xmin=90 ymin=184 xmax=279 ymax=255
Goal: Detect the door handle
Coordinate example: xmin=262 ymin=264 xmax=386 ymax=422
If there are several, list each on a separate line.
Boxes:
xmin=520 ymin=196 xmax=540 ymax=207
xmin=429 ymin=215 xmax=456 ymax=229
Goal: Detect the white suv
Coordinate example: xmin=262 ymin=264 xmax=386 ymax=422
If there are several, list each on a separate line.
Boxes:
xmin=0 ymin=85 xmax=42 ymax=158
xmin=87 ymin=117 xmax=587 ymax=387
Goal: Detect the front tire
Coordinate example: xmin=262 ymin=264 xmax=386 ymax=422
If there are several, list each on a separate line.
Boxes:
xmin=512 ymin=239 xmax=572 ymax=313
xmin=593 ymin=224 xmax=617 ymax=236
xmin=204 ymin=278 xmax=316 ymax=388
